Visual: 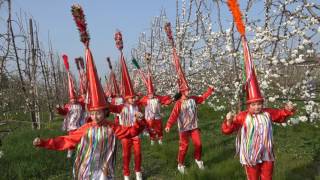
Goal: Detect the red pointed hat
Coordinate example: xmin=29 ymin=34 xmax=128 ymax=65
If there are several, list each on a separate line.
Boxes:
xmin=107 ymin=57 xmax=120 ymax=96
xmin=85 ymin=48 xmax=108 ymax=111
xmin=104 ymin=76 xmax=112 ymax=97
xmin=145 ymin=53 xmax=155 ymax=95
xmin=242 ymin=37 xmax=263 ymax=103
xmin=120 ymin=54 xmax=135 ymax=99
xmin=146 ymin=73 xmax=155 ymax=95
xmin=164 ymin=22 xmax=190 ymax=93
xmin=115 ymin=31 xmax=135 ymax=99
xmin=226 ymin=0 xmax=263 ymax=103
xmin=75 ymin=57 xmax=87 ymax=103
xmin=62 ymin=54 xmax=77 ymax=101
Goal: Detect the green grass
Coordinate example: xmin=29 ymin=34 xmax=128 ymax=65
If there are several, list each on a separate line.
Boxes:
xmin=1 ymin=105 xmax=320 ymax=180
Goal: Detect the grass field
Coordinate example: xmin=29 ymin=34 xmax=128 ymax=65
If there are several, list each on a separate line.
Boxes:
xmin=0 ymin=105 xmax=319 ymax=180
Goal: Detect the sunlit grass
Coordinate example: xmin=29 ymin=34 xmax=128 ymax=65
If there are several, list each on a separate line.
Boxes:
xmin=1 ymin=105 xmax=319 ymax=179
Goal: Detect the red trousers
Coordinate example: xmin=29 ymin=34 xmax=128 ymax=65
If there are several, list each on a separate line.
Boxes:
xmin=146 ymin=119 xmax=163 ymax=140
xmin=178 ymin=128 xmax=202 ymax=164
xmin=245 ymin=161 xmax=274 ymax=180
xmin=121 ymin=137 xmax=141 ymax=176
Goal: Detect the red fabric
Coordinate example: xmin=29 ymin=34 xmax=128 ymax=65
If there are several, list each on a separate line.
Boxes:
xmin=178 ymin=129 xmax=202 ymax=164
xmin=120 ymin=52 xmax=135 ymax=98
xmin=245 ymin=161 xmax=274 ymax=180
xmin=110 ymin=71 xmax=120 ymax=96
xmin=37 ymin=120 xmax=145 ymax=151
xmin=138 ymin=95 xmax=172 ymax=107
xmin=85 ymin=48 xmax=108 ymax=111
xmin=221 ymin=108 xmax=294 ymax=135
xmin=56 ymin=104 xmax=69 ymax=116
xmin=147 ymin=120 xmax=163 ymax=140
xmin=109 ymin=104 xmax=125 ymax=114
xmin=166 ymin=87 xmax=213 ymax=129
xmin=109 ymin=103 xmax=146 ymax=135
xmin=172 ymin=48 xmax=189 ymax=92
xmin=38 ymin=122 xmax=94 ymax=150
xmin=146 ymin=73 xmax=154 ymax=95
xmin=242 ymin=37 xmax=263 ymax=103
xmin=121 ymin=137 xmax=141 ymax=176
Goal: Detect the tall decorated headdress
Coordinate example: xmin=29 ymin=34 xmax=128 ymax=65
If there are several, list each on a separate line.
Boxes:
xmin=227 ymin=0 xmax=263 ymax=103
xmin=164 ymin=22 xmax=190 ymax=93
xmin=75 ymin=56 xmax=87 ymax=102
xmin=106 ymin=57 xmax=120 ymax=97
xmin=62 ymin=54 xmax=77 ymax=101
xmin=114 ymin=31 xmax=135 ymax=99
xmin=71 ymin=4 xmax=108 ymax=111
xmin=131 ymin=53 xmax=155 ymax=95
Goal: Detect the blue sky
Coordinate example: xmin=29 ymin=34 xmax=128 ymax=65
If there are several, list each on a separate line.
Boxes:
xmin=10 ymin=0 xmax=176 ymax=76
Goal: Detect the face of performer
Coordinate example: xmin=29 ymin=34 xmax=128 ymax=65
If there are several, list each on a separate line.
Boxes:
xmin=70 ymin=98 xmax=77 ymax=104
xmin=127 ymin=97 xmax=134 ymax=104
xmin=148 ymin=93 xmax=154 ymax=99
xmin=248 ymin=101 xmax=263 ymax=114
xmin=90 ymin=110 xmax=105 ymax=123
xmin=181 ymin=90 xmax=190 ymax=100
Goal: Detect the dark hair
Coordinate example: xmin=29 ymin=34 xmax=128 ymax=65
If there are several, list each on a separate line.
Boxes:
xmin=105 ymin=108 xmax=110 ymax=118
xmin=173 ymin=92 xmax=182 ymax=101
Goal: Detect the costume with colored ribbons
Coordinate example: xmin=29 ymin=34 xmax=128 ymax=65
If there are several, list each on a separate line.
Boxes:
xmin=166 ymin=87 xmax=213 ymax=165
xmin=109 ymin=103 xmax=146 ymax=176
xmin=56 ymin=103 xmax=86 ymax=132
xmin=138 ymin=95 xmax=172 ymax=141
xmin=221 ymin=108 xmax=294 ymax=179
xmin=37 ymin=120 xmax=145 ymax=179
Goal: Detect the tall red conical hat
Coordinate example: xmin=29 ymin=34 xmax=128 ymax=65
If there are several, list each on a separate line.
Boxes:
xmin=242 ymin=37 xmax=263 ymax=103
xmin=62 ymin=54 xmax=77 ymax=101
xmin=85 ymin=48 xmax=108 ymax=110
xmin=146 ymin=72 xmax=155 ymax=95
xmin=104 ymin=76 xmax=112 ymax=97
xmin=120 ymin=53 xmax=135 ymax=99
xmin=107 ymin=57 xmax=120 ymax=96
xmin=115 ymin=31 xmax=135 ymax=99
xmin=71 ymin=4 xmax=107 ymax=110
xmin=227 ymin=0 xmax=263 ymax=103
xmin=75 ymin=57 xmax=87 ymax=102
xmin=164 ymin=22 xmax=190 ymax=92
xmin=145 ymin=53 xmax=155 ymax=95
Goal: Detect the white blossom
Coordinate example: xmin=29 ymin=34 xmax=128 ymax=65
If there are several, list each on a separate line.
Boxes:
xmin=298 ymin=116 xmax=308 ymax=122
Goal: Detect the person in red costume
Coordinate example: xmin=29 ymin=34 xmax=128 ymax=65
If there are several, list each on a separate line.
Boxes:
xmin=55 ymin=54 xmax=86 ymax=158
xmin=132 ymin=53 xmax=173 ymax=145
xmin=164 ymin=22 xmax=214 ymax=174
xmin=165 ymin=85 xmax=213 ymax=174
xmin=222 ymin=1 xmax=295 ymax=179
xmin=105 ymin=57 xmax=124 ymax=106
xmin=33 ymin=21 xmax=145 ymax=179
xmin=220 ymin=37 xmax=295 ymax=180
xmin=74 ymin=56 xmax=88 ymax=126
xmin=110 ymin=31 xmax=145 ymax=180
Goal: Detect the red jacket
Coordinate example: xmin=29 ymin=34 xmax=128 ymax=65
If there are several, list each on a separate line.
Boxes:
xmin=221 ymin=108 xmax=294 ymax=135
xmin=37 ymin=120 xmax=145 ymax=151
xmin=166 ymin=87 xmax=213 ymax=130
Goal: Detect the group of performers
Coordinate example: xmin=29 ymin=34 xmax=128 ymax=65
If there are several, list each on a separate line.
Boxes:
xmin=32 ymin=2 xmax=296 ymax=180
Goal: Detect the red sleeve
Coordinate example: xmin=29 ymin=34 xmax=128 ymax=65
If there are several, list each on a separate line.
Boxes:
xmin=263 ymin=108 xmax=295 ymax=123
xmin=109 ymin=104 xmax=124 ymax=114
xmin=37 ymin=123 xmax=92 ymax=150
xmin=79 ymin=101 xmax=86 ymax=109
xmin=165 ymin=101 xmax=182 ymax=129
xmin=221 ymin=111 xmax=246 ymax=135
xmin=157 ymin=95 xmax=172 ymax=105
xmin=191 ymin=87 xmax=214 ymax=104
xmin=136 ymin=96 xmax=148 ymax=107
xmin=111 ymin=119 xmax=146 ymax=139
xmin=56 ymin=104 xmax=69 ymax=116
